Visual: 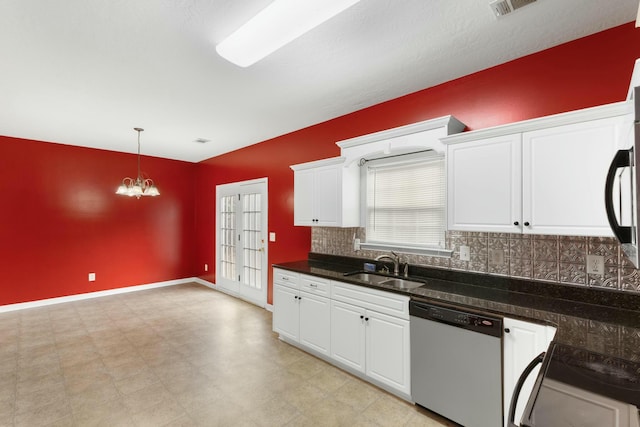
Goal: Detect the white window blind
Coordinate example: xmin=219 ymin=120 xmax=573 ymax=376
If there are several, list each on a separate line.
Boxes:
xmin=366 ymin=154 xmax=446 ymax=249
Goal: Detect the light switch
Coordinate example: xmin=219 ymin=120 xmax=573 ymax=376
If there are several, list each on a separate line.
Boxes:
xmin=269 ymin=232 xmax=276 ymax=242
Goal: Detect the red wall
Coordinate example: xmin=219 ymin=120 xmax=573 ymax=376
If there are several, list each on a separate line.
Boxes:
xmin=195 ymin=22 xmax=640 ymax=305
xmin=0 ymin=136 xmax=197 ymax=305
xmin=3 ymin=23 xmax=639 ymax=307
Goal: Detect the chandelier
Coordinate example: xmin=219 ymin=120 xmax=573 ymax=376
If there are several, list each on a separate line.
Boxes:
xmin=116 ymin=128 xmax=160 ymax=198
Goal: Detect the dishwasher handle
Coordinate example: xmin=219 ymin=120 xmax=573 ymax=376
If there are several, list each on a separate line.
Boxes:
xmin=507 ymin=352 xmax=545 ymax=427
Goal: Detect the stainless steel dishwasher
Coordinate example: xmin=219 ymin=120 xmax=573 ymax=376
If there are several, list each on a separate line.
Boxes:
xmin=410 ymin=299 xmax=503 ymax=427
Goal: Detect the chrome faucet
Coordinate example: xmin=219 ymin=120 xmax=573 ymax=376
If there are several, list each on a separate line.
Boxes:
xmin=375 ymin=251 xmax=400 ymax=275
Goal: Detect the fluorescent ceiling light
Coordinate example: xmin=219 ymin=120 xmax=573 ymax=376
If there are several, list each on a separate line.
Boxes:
xmin=216 ymin=0 xmax=361 ymax=67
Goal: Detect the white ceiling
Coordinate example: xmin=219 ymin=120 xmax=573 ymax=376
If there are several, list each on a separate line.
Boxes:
xmin=0 ymin=0 xmax=637 ymax=162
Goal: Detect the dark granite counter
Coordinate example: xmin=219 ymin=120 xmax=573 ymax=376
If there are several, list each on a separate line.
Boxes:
xmin=274 ymin=253 xmax=640 ymax=422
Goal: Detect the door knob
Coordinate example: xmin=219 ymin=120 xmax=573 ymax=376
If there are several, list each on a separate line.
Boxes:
xmin=513 ymin=221 xmax=519 ymax=226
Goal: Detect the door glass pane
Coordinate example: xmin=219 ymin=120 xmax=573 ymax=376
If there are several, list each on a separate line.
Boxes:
xmin=242 ymin=193 xmax=262 ymax=289
xmin=220 ymin=195 xmax=236 ymax=280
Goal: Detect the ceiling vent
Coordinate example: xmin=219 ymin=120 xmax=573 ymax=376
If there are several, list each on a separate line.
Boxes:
xmin=489 ymin=0 xmax=537 ymax=17
xmin=194 ymin=138 xmax=211 ymax=144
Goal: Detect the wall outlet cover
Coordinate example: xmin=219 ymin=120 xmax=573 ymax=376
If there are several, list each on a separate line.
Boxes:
xmin=459 ymin=245 xmax=471 ymax=261
xmin=88 ymin=273 xmax=96 ymax=282
xmin=354 ymin=238 xmax=361 ymax=251
xmin=586 ymin=255 xmax=605 ymax=276
xmin=269 ymin=232 xmax=276 ymax=242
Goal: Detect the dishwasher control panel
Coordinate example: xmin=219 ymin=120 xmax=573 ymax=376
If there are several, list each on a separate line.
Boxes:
xmin=410 ymin=299 xmax=503 ymax=337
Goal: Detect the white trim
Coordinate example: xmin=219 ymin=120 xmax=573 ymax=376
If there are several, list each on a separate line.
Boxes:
xmin=0 ymin=278 xmax=195 ymax=313
xmin=336 ymin=116 xmax=465 ymax=149
xmin=193 ymin=277 xmax=216 ymax=289
xmin=360 ymin=242 xmax=453 ymax=257
xmin=265 ymin=303 xmax=274 ymax=312
xmin=441 ymin=101 xmax=632 ymax=145
xmin=290 ymin=156 xmax=345 ymax=171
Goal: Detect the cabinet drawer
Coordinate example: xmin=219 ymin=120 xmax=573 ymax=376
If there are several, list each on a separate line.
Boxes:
xmin=330 ymin=280 xmax=409 ymax=320
xmin=273 ymin=268 xmax=299 ymax=288
xmin=300 ymin=275 xmax=330 ymax=297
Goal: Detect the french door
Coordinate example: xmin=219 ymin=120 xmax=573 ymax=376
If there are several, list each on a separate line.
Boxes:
xmin=216 ymin=179 xmax=268 ymax=307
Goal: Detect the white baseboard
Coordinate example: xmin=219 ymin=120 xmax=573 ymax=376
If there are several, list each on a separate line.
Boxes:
xmin=0 ymin=278 xmax=197 ymax=313
xmin=193 ymin=277 xmax=217 ymax=289
xmin=0 ymin=277 xmax=275 ymax=314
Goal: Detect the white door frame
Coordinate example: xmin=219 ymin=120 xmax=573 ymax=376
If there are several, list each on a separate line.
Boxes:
xmin=215 ymin=178 xmax=268 ymax=308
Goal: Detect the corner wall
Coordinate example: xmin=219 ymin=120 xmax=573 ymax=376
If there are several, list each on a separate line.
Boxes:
xmin=0 ymin=136 xmax=197 ymax=306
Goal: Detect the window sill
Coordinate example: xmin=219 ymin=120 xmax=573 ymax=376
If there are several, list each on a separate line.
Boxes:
xmin=359 ymin=242 xmax=453 ymax=258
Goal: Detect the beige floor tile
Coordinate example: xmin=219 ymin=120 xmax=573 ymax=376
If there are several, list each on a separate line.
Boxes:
xmin=114 ymin=368 xmax=161 ymax=396
xmin=307 ymin=365 xmax=351 ymax=393
xmin=333 ymin=377 xmax=386 ymax=411
xmin=2 ymin=284 xmax=450 ymax=427
xmin=361 ymin=394 xmax=415 ymax=426
xmin=13 ymin=400 xmax=72 ymax=427
xmin=70 ymin=396 xmax=133 ymax=427
xmin=249 ymin=395 xmax=301 ymax=427
xmin=130 ymin=396 xmax=187 ymax=427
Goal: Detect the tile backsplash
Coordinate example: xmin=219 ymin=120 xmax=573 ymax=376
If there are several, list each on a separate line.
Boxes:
xmin=311 ymin=228 xmax=640 ymax=294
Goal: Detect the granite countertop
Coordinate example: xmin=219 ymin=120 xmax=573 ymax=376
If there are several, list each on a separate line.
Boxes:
xmin=274 ymin=253 xmax=640 ymax=412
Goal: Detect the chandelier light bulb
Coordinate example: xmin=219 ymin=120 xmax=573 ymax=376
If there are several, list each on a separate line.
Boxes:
xmin=116 ymin=128 xmax=160 ymax=199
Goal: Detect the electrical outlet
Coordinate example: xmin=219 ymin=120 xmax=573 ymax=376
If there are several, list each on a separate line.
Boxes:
xmin=204 ymin=264 xmax=208 ymax=272
xmin=354 ymin=238 xmax=361 ymax=251
xmin=489 ymin=249 xmax=505 ymax=265
xmin=269 ymin=232 xmax=276 ymax=242
xmin=459 ymin=245 xmax=471 ymax=261
xmin=586 ymin=255 xmax=604 ymax=276
xmin=88 ymin=273 xmax=96 ymax=282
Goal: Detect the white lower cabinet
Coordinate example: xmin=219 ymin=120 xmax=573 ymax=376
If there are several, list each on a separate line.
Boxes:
xmin=330 ymin=300 xmax=366 ymax=372
xmin=273 ymin=268 xmax=411 ymax=398
xmin=330 ymin=299 xmax=410 ymax=395
xmin=365 ymin=309 xmax=410 ymax=394
xmin=273 ymin=283 xmax=300 ymax=342
xmin=502 ymin=317 xmax=557 ymax=427
xmin=298 ymin=291 xmax=331 ymax=355
xmin=273 ymin=270 xmax=331 ymax=357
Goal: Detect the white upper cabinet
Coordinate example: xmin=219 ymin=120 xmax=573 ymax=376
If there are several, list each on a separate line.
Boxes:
xmin=444 ymin=102 xmax=632 ymax=236
xmin=447 ymin=133 xmax=522 ymax=233
xmin=290 ymin=115 xmax=466 ymax=228
xmin=522 ymin=117 xmax=623 ymax=236
xmin=291 ymin=157 xmax=359 ymax=227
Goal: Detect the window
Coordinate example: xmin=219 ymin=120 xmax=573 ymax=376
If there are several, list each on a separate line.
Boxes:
xmin=363 ymin=152 xmax=449 ymax=254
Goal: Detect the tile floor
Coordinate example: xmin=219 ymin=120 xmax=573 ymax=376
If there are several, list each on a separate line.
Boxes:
xmin=0 ymin=283 xmax=455 ymax=426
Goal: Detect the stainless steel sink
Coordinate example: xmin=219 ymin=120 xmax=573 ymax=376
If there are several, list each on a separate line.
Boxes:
xmin=344 ymin=272 xmax=425 ymax=290
xmin=378 ymin=278 xmax=425 ymax=289
xmin=345 ymin=272 xmax=388 ymax=284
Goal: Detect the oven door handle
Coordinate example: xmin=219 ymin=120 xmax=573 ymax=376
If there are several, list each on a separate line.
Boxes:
xmin=507 ymin=352 xmax=545 ymax=427
xmin=604 ymin=149 xmax=632 ymax=243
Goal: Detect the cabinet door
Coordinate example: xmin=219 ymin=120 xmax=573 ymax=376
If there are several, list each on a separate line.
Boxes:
xmin=293 ymin=168 xmax=315 ymax=226
xmin=365 ymin=310 xmax=411 ymax=395
xmin=522 ymin=117 xmax=623 ymax=236
xmin=314 ymin=166 xmax=340 ymax=226
xmin=503 ymin=317 xmax=556 ymax=427
xmin=447 ymin=134 xmax=522 ymax=232
xmin=273 ymin=284 xmax=300 ymax=342
xmin=299 ymin=291 xmax=331 ymax=356
xmin=330 ymin=300 xmax=366 ymax=373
